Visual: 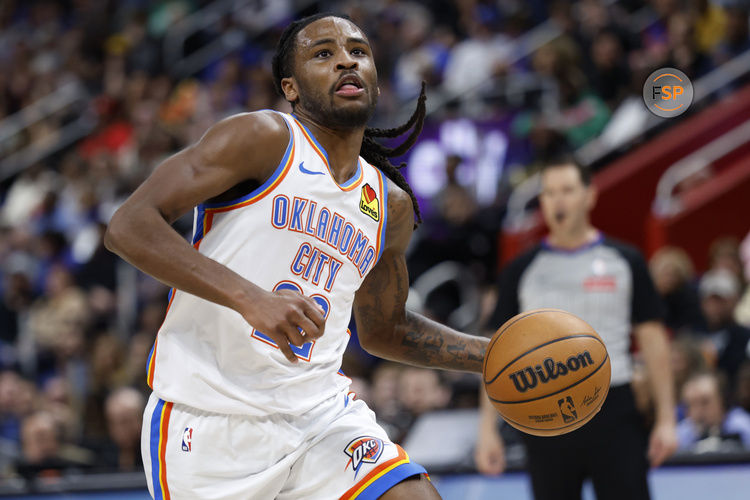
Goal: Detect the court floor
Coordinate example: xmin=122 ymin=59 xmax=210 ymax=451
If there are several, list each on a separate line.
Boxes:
xmin=434 ymin=464 xmax=750 ymax=500
xmin=7 ymin=464 xmax=750 ymax=499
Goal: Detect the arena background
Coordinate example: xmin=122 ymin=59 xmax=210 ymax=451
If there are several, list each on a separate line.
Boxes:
xmin=1 ymin=0 xmax=749 ymax=498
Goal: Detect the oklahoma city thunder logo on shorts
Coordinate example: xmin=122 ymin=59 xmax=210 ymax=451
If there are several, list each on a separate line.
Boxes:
xmin=344 ymin=436 xmax=384 ymax=479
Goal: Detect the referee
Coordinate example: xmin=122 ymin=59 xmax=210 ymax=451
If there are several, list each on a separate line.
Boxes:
xmin=475 ymin=159 xmax=677 ymax=500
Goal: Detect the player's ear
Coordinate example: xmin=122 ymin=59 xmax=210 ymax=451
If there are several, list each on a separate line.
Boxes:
xmin=281 ymin=77 xmax=299 ymax=104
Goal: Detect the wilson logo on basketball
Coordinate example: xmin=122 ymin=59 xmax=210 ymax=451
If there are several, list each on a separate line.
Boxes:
xmin=509 ymin=351 xmax=595 ymax=393
xmin=359 ymin=184 xmax=379 ymax=221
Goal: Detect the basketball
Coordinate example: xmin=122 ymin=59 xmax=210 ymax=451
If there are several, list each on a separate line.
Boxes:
xmin=483 ymin=308 xmax=611 ymax=436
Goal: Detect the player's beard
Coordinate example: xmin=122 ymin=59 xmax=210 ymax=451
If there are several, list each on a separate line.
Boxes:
xmin=296 ymin=80 xmax=377 ymax=129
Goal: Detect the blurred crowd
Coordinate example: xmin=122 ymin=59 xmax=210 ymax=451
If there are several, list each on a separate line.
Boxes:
xmin=1 ymin=0 xmax=750 ymax=483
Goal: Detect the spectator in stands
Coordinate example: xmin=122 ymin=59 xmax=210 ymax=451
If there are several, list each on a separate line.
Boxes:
xmin=442 ymin=8 xmax=512 ymax=96
xmin=14 ymin=410 xmax=92 ymax=478
xmin=40 ymin=376 xmax=81 ymax=447
xmin=691 ymin=0 xmax=727 ymax=54
xmin=83 ymin=334 xmax=128 ymax=440
xmin=369 ymin=362 xmax=409 ymax=441
xmin=670 ymin=337 xmax=708 ymax=420
xmin=28 ymin=265 xmax=89 ymax=355
xmin=522 ymin=39 xmax=611 ymax=149
xmin=677 ymin=371 xmax=750 ymax=451
xmin=391 ymin=3 xmax=442 ymax=100
xmin=0 ymin=371 xmax=37 ymax=446
xmin=736 ymin=231 xmax=750 ymax=327
xmin=712 ymin=3 xmax=750 ymax=65
xmin=587 ymin=28 xmax=630 ymax=110
xmin=407 ymin=154 xmax=493 ymax=284
xmin=395 ymin=368 xmax=452 ymax=443
xmin=709 ymin=236 xmax=746 ymax=287
xmin=737 ymin=362 xmax=750 ymax=414
xmin=101 ymin=387 xmax=145 ymax=472
xmin=18 ymin=412 xmax=60 ymax=469
xmin=665 ymin=11 xmax=713 ymax=78
xmin=698 ymin=269 xmax=750 ymax=394
xmin=649 ymin=246 xmax=704 ymax=333
xmin=0 ymin=268 xmax=33 ymax=362
xmin=399 ymin=368 xmax=452 ymax=418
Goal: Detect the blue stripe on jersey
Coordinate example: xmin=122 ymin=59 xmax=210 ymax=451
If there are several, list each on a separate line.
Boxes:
xmin=290 ymin=112 xmax=330 ymax=165
xmin=375 ymin=168 xmax=388 ymax=266
xmin=192 ymin=204 xmax=206 ymax=245
xmin=291 ymin=113 xmax=364 ymax=190
xmin=149 ymin=398 xmax=165 ymax=500
xmin=146 ymin=342 xmax=156 ymax=375
xmin=339 ymin=158 xmax=363 ymax=189
xmin=357 ymin=462 xmax=428 ymax=500
xmin=199 ymin=112 xmax=294 ymax=210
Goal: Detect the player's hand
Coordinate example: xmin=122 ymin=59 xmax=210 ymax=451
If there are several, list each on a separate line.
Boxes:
xmin=474 ymin=426 xmax=506 ymax=475
xmin=648 ymin=419 xmax=678 ymax=467
xmin=240 ymin=288 xmax=326 ymax=363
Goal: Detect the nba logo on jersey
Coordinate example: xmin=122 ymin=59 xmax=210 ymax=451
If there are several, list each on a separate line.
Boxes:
xmin=181 ymin=427 xmax=193 ymax=452
xmin=359 ymin=184 xmax=379 ymax=221
xmin=344 ymin=436 xmax=384 ymax=478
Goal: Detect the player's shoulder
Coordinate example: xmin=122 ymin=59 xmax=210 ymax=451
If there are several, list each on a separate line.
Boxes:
xmin=378 ymin=176 xmax=416 ymax=251
xmin=507 ymin=244 xmax=544 ymax=273
xmin=193 ymin=110 xmax=290 ymax=166
xmin=206 ymin=110 xmax=289 ymax=142
xmin=382 ymin=176 xmax=412 ymax=214
xmin=600 ymin=236 xmax=646 ymax=262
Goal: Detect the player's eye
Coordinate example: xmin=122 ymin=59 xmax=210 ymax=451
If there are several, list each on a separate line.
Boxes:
xmin=351 ymin=48 xmax=366 ymax=56
xmin=315 ymin=49 xmax=332 ymax=58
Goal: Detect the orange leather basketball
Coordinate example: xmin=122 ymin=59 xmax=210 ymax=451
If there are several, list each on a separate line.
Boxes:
xmin=483 ymin=309 xmax=611 ymax=436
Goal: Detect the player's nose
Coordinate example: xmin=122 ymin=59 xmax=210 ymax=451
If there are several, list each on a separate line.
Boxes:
xmin=335 ymin=53 xmax=358 ymax=70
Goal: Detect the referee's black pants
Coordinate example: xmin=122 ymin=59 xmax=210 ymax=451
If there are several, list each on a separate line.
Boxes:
xmin=521 ymin=384 xmax=651 ymax=500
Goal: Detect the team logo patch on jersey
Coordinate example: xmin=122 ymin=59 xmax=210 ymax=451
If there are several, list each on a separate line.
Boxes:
xmin=344 ymin=436 xmax=384 ymax=478
xmin=181 ymin=427 xmax=193 ymax=452
xmin=359 ymin=183 xmax=379 ymax=222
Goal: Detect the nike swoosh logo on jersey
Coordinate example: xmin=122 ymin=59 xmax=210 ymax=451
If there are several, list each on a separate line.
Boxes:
xmin=298 ymin=162 xmax=325 ymax=175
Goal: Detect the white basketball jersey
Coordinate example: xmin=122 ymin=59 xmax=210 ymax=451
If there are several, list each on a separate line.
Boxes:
xmin=146 ymin=111 xmax=389 ymax=416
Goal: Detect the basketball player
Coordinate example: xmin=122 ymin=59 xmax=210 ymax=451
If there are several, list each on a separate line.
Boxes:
xmin=475 ymin=160 xmax=678 ymax=500
xmin=105 ymin=14 xmax=487 ymax=500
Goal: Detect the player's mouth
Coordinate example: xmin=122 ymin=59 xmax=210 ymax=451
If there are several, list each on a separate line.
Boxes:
xmin=555 ymin=210 xmax=566 ymax=223
xmin=334 ymin=75 xmax=365 ymax=97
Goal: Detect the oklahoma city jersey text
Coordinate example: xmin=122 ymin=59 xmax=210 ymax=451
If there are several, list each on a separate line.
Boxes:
xmin=146 ymin=111 xmax=389 ymax=416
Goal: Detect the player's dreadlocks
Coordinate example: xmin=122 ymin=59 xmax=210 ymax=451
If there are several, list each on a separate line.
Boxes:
xmin=271 ymin=13 xmax=425 ymax=224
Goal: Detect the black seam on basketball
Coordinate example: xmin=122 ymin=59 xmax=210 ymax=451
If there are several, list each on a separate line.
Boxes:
xmin=484 ymin=334 xmax=603 ymax=384
xmin=486 ymin=352 xmax=610 ymax=404
xmin=485 ymin=309 xmax=563 ymax=358
xmin=484 ymin=309 xmax=598 ymax=378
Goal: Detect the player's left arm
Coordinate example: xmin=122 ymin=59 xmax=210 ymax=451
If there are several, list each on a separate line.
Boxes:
xmin=353 ymin=184 xmax=487 ymax=373
xmin=634 ymin=321 xmax=678 ymax=467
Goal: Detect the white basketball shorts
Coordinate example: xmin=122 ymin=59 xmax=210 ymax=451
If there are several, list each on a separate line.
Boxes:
xmin=141 ymin=390 xmax=428 ymax=499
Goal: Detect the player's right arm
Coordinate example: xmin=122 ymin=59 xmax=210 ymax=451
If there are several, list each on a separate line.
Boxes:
xmin=104 ymin=111 xmax=325 ymax=362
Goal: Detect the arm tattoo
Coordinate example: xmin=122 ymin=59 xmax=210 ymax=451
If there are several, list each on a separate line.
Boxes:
xmin=398 ymin=311 xmax=486 ymax=372
xmin=354 ymin=192 xmax=487 ymax=373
